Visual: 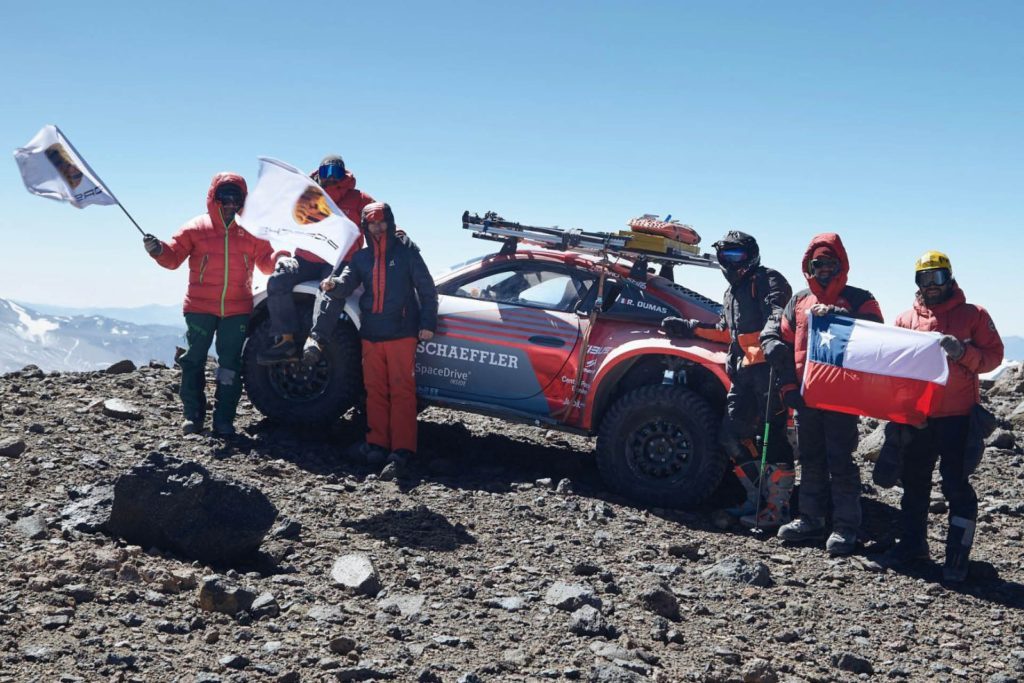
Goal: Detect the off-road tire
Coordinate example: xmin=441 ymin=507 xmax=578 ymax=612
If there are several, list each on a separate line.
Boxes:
xmin=596 ymin=384 xmax=725 ymax=508
xmin=243 ymin=299 xmax=363 ymax=426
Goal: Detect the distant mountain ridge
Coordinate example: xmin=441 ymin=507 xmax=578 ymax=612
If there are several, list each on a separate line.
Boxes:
xmin=0 ymin=298 xmax=184 ymax=373
xmin=14 ymin=301 xmax=183 ymax=328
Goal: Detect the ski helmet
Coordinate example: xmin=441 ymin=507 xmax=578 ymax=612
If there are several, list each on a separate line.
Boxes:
xmin=914 ymin=250 xmax=952 ymax=274
xmin=712 ymin=231 xmax=760 ymax=281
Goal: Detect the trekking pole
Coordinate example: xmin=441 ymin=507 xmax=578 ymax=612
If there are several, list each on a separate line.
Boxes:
xmin=753 ymin=365 xmax=775 ymax=534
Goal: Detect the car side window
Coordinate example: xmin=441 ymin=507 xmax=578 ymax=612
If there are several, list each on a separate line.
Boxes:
xmin=452 ymin=267 xmax=589 ymax=312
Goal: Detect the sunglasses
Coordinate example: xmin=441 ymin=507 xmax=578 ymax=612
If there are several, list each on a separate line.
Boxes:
xmin=215 ymin=193 xmax=243 ymax=205
xmin=717 ymin=247 xmax=748 ymax=265
xmin=915 ymin=268 xmax=951 ymax=288
xmin=318 ymin=164 xmax=346 ymax=182
xmin=809 ymin=257 xmax=839 ymax=272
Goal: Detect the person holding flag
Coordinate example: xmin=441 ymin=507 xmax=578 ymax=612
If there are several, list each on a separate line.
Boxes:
xmin=886 ymin=251 xmax=1003 ymax=582
xmin=257 ymin=154 xmax=375 ymax=365
xmin=144 ymin=173 xmax=289 ymax=436
xmin=761 ymin=233 xmax=884 ymax=555
xmin=321 ymin=202 xmax=437 ymax=468
xmin=661 ymin=231 xmax=795 ymax=529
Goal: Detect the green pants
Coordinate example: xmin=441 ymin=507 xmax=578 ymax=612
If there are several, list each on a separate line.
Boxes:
xmin=179 ymin=313 xmax=249 ymax=425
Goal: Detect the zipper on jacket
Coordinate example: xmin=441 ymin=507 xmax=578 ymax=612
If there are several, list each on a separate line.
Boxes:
xmin=243 ymin=254 xmax=249 ymax=272
xmin=220 ymin=211 xmax=230 ymax=317
xmin=198 ymin=254 xmax=209 ymax=284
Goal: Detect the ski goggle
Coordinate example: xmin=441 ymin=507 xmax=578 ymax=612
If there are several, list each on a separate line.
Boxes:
xmin=915 ymin=268 xmax=951 ymax=288
xmin=716 ymin=247 xmax=749 ymax=265
xmin=318 ymin=163 xmax=346 ymax=182
xmin=214 ymin=188 xmax=244 ymax=204
xmin=809 ymin=257 xmax=839 ymax=273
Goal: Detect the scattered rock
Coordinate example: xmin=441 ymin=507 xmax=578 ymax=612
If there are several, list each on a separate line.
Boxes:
xmin=637 ymin=581 xmax=680 ymax=621
xmin=378 ymin=593 xmax=426 ymax=617
xmin=250 ymin=592 xmax=280 ymax=619
xmin=742 ymin=657 xmax=778 ymax=683
xmin=702 ymin=556 xmax=772 ymax=587
xmin=0 ymin=437 xmax=27 ymax=458
xmin=568 ymin=604 xmax=610 ymax=637
xmin=13 ymin=513 xmax=48 ymax=540
xmin=331 ymin=553 xmax=381 ymax=596
xmin=197 ymin=575 xmax=256 ymax=616
xmin=544 ymin=581 xmax=599 ymax=611
xmin=102 ymin=398 xmax=143 ymax=420
xmin=107 ymin=453 xmax=277 ymax=565
xmin=329 ymin=636 xmax=357 ymax=655
xmin=987 ymin=429 xmax=1017 ymax=450
xmin=833 ymin=652 xmax=874 ymax=675
xmin=856 ymin=423 xmax=887 ymax=462
xmin=105 ymin=360 xmax=137 ymax=375
xmin=218 ymin=654 xmax=249 ymax=670
xmin=59 ymin=483 xmax=114 ymax=533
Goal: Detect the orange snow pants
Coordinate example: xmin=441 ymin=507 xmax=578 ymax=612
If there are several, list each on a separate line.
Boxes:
xmin=361 ymin=337 xmax=418 ymax=453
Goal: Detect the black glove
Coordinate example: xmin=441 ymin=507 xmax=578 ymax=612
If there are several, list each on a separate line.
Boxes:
xmin=143 ymin=234 xmax=162 ymax=256
xmin=782 ymin=389 xmax=805 ymax=411
xmin=763 ymin=340 xmax=790 ymax=365
xmin=661 ymin=317 xmax=698 ymax=338
xmin=274 ymin=256 xmax=299 ymax=275
xmin=939 ymin=334 xmax=965 ymax=360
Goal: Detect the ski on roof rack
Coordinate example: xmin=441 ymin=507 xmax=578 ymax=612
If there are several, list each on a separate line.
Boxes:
xmin=461 ymin=210 xmax=719 ymax=270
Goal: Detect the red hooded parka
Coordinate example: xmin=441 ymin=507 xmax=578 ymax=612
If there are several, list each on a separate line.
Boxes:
xmin=294 ymin=170 xmax=375 ymax=265
xmin=152 ymin=173 xmax=286 ymax=317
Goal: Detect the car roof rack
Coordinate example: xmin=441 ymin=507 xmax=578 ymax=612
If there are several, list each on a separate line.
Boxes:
xmin=462 ymin=211 xmax=719 ymax=271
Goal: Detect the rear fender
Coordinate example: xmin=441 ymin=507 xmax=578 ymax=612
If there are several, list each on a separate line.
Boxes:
xmin=251 ymin=283 xmax=362 ymax=330
xmin=582 ymin=337 xmax=729 ymax=431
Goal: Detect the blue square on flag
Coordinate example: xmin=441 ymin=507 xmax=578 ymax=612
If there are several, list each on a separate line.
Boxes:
xmin=807 ymin=314 xmax=854 ymax=367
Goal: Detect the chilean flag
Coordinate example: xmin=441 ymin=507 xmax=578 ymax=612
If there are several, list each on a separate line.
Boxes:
xmin=802 ymin=314 xmax=949 ymax=425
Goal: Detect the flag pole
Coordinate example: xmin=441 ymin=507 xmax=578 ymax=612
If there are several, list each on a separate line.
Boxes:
xmin=54 ymin=126 xmax=146 ymax=236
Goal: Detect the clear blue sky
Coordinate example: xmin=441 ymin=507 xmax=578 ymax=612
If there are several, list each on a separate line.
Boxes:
xmin=1 ymin=1 xmax=1021 ymax=334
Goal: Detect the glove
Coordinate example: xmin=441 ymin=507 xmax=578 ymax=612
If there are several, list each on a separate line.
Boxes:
xmin=274 ymin=256 xmax=299 ymax=275
xmin=939 ymin=334 xmax=965 ymax=360
xmin=763 ymin=340 xmax=790 ymax=365
xmin=143 ymin=234 xmax=162 ymax=256
xmin=661 ymin=317 xmax=698 ymax=338
xmin=810 ymin=304 xmax=850 ymax=317
xmin=782 ymin=389 xmax=805 ymax=411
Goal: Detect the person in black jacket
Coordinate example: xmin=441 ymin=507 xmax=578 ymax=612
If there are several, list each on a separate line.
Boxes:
xmin=662 ymin=231 xmax=794 ymax=528
xmin=321 ymin=202 xmax=438 ymax=464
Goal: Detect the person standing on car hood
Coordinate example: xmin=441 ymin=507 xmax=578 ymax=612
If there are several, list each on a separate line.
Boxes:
xmin=885 ymin=251 xmax=1002 ymax=582
xmin=321 ymin=202 xmax=438 ymax=468
xmin=762 ymin=233 xmax=883 ymax=555
xmin=142 ymin=173 xmax=288 ymax=436
xmin=661 ymin=231 xmax=795 ymax=528
xmin=258 ymin=155 xmax=375 ymax=365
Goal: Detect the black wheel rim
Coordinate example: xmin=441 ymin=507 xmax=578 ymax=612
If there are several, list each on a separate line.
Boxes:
xmin=267 ymin=359 xmax=331 ymax=403
xmin=626 ymin=418 xmax=693 ymax=480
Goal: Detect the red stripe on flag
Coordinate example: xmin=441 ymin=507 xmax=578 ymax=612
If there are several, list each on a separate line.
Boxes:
xmin=802 ymin=361 xmax=941 ymax=425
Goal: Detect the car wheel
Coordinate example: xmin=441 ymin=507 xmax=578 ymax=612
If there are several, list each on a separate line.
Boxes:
xmin=596 ymin=384 xmax=725 ymax=508
xmin=242 ymin=299 xmax=363 ymax=426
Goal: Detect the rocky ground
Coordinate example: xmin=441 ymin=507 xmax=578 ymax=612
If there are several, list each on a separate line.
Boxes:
xmin=1 ymin=361 xmax=1023 ymax=683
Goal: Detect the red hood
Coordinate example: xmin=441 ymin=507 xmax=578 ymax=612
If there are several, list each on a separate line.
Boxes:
xmin=205 ymin=172 xmax=247 ymax=232
xmin=802 ymin=232 xmax=849 ymax=304
xmin=322 ymin=171 xmax=357 ymax=205
xmin=913 ymin=281 xmax=967 ymax=316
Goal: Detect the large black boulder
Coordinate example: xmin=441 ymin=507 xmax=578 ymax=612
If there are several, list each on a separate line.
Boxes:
xmin=108 ymin=453 xmax=277 ymax=565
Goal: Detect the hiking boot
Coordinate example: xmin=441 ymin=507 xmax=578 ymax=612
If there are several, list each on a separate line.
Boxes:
xmin=346 ymin=441 xmax=387 ymax=466
xmin=740 ymin=464 xmax=795 ymax=530
xmin=257 ymin=336 xmax=298 ymax=365
xmin=302 ymin=336 xmax=324 ymax=365
xmin=212 ymin=420 xmax=236 ymax=437
xmin=777 ymin=516 xmax=827 ymax=542
xmin=826 ymin=528 xmax=858 ymax=556
xmin=182 ymin=419 xmax=202 ymax=435
xmin=943 ymin=516 xmax=976 ymax=584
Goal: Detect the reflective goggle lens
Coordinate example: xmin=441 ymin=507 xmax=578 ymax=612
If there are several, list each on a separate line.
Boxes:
xmin=915 ymin=268 xmax=950 ymax=288
xmin=809 ymin=257 xmax=839 ymax=272
xmin=319 ymin=164 xmax=345 ymax=182
xmin=717 ymin=247 xmax=748 ymax=265
xmin=215 ymin=191 xmax=243 ymax=204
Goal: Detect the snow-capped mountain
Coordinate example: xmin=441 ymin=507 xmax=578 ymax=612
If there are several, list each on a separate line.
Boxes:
xmin=0 ymin=298 xmax=184 ymax=373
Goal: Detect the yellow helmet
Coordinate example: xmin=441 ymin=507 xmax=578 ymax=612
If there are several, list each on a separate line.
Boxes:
xmin=914 ymin=250 xmax=952 ymax=274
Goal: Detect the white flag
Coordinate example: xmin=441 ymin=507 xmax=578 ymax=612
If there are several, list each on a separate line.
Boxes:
xmin=13 ymin=125 xmax=118 ymax=208
xmin=236 ymin=157 xmax=360 ymax=268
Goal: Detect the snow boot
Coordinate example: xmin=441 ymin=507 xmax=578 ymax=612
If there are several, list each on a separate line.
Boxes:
xmin=302 ymin=336 xmax=324 ymax=365
xmin=943 ymin=516 xmax=976 ymax=583
xmin=725 ymin=456 xmax=760 ymax=517
xmin=258 ymin=335 xmax=298 ymax=365
xmin=881 ymin=537 xmax=930 ymax=568
xmin=777 ymin=515 xmax=826 ymax=542
xmin=740 ymin=464 xmax=795 ymax=529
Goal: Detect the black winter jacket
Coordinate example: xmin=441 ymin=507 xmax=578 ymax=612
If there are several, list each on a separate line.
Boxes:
xmin=327 ymin=232 xmax=438 ymax=342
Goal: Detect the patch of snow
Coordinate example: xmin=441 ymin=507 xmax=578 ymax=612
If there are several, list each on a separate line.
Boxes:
xmin=981 ymin=360 xmax=1021 ymax=382
xmin=8 ymin=302 xmax=59 ymax=342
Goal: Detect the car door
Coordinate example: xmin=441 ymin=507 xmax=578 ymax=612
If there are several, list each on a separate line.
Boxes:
xmin=416 ymin=263 xmax=587 ymax=412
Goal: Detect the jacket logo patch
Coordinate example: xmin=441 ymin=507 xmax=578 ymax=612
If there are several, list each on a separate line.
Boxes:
xmin=389 ymin=259 xmax=396 ymax=267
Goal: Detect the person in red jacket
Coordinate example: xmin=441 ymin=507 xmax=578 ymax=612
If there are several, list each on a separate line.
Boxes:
xmin=886 ymin=251 xmax=1003 ymax=582
xmin=258 ymin=154 xmax=375 ymax=364
xmin=143 ymin=173 xmax=286 ymax=436
xmin=761 ymin=233 xmax=884 ymax=555
xmin=321 ymin=202 xmax=437 ymax=467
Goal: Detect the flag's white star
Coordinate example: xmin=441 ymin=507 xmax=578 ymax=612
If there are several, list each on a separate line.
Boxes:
xmin=818 ymin=329 xmax=836 ymax=348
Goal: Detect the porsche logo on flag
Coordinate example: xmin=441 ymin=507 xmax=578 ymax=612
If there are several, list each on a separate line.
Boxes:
xmin=292 ymin=186 xmax=333 ymax=225
xmin=13 ymin=125 xmax=118 ymax=208
xmin=44 ymin=143 xmax=84 ymax=190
